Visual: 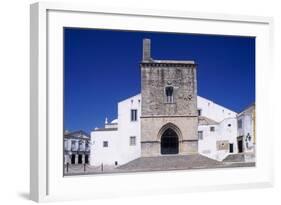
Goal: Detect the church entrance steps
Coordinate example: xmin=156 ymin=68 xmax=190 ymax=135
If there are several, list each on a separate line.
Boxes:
xmin=117 ymin=154 xmax=254 ymax=172
xmin=64 ymin=155 xmax=255 ymax=176
xmin=223 ymin=153 xmax=245 ymax=162
xmin=223 ymin=153 xmax=255 ymax=163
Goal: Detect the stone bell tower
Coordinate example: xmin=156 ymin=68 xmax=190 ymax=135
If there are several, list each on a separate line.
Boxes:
xmin=140 ymin=39 xmax=198 ymax=157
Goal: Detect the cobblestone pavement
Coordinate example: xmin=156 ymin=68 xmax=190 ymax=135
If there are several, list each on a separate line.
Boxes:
xmin=64 ymin=154 xmax=255 ymax=176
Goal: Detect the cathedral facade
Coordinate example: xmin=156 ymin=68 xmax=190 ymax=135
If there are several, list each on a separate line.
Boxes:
xmin=90 ymin=39 xmax=239 ymax=166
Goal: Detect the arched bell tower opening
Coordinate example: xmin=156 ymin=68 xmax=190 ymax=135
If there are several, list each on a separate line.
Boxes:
xmin=161 ymin=128 xmax=179 ymax=155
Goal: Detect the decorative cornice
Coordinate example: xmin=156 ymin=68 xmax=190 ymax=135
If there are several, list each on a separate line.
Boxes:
xmin=140 ymin=115 xmax=198 ymax=118
xmin=141 ymin=62 xmax=197 ymax=67
xmin=92 ymin=128 xmax=118 ymax=132
xmin=64 ymin=130 xmax=90 ymax=138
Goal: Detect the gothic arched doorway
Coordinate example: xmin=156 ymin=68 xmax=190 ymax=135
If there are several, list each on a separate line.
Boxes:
xmin=161 ymin=128 xmax=179 ymax=154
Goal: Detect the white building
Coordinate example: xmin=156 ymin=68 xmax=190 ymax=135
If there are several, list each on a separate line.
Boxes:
xmin=236 ymin=104 xmax=255 ymax=162
xmin=197 ymin=96 xmax=238 ymax=161
xmin=64 ymin=130 xmax=91 ymax=165
xmin=90 ymin=94 xmax=239 ymax=166
xmin=90 ymin=94 xmax=141 ymax=166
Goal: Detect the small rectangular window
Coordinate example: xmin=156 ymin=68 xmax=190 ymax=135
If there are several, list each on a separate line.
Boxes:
xmin=103 ymin=141 xmax=108 ymax=147
xmin=64 ymin=140 xmax=68 ymax=149
xmin=198 ymin=131 xmax=203 ymax=140
xmin=78 ymin=140 xmax=83 ymax=151
xmin=198 ymin=109 xmax=202 ymax=116
xmin=229 ymin=143 xmax=234 ymax=153
xmin=238 ymin=119 xmax=243 ymax=129
xmin=210 ymin=126 xmax=215 ymax=132
xmin=71 ymin=140 xmax=76 ymax=151
xmin=130 ymin=136 xmax=136 ymax=146
xmin=131 ymin=109 xmax=137 ymax=121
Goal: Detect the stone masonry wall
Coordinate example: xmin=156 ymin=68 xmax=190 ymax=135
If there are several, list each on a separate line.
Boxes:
xmin=141 ymin=63 xmax=197 ymax=117
xmin=141 ymin=116 xmax=198 ymax=156
xmin=140 ymin=62 xmax=198 ymax=156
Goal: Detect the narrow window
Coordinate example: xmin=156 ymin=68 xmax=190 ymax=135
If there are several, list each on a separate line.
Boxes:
xmin=71 ymin=154 xmax=76 ymax=164
xmin=238 ymin=119 xmax=243 ymax=129
xmin=198 ymin=109 xmax=202 ymax=116
xmin=79 ymin=140 xmax=83 ymax=151
xmin=165 ymin=86 xmax=174 ymax=103
xmin=130 ymin=136 xmax=136 ymax=146
xmin=85 ymin=141 xmax=90 ymax=151
xmin=85 ymin=155 xmax=89 ymax=164
xmin=131 ymin=109 xmax=137 ymax=121
xmin=64 ymin=140 xmax=68 ymax=150
xmin=229 ymin=143 xmax=234 ymax=153
xmin=78 ymin=155 xmax=83 ymax=164
xmin=210 ymin=126 xmax=215 ymax=132
xmin=71 ymin=140 xmax=76 ymax=151
xmin=103 ymin=141 xmax=108 ymax=147
xmin=198 ymin=131 xmax=203 ymax=140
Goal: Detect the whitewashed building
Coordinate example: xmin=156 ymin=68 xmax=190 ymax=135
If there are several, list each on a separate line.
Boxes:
xmin=64 ymin=130 xmax=91 ymax=165
xmin=90 ymin=94 xmax=238 ymax=166
xmin=90 ymin=94 xmax=141 ymax=166
xmin=197 ymin=96 xmax=238 ymax=161
xmin=236 ymin=104 xmax=255 ymax=162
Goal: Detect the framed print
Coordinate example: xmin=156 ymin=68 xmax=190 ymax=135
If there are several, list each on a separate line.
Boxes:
xmin=30 ymin=2 xmax=274 ymax=202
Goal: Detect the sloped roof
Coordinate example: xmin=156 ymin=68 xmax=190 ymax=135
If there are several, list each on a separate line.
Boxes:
xmin=64 ymin=130 xmax=90 ymax=139
xmin=198 ymin=116 xmax=219 ymax=126
xmin=93 ymin=128 xmax=118 ymax=132
xmin=238 ymin=103 xmax=255 ymax=116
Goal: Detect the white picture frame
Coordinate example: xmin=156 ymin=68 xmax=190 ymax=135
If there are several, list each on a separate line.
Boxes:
xmin=30 ymin=2 xmax=274 ymax=202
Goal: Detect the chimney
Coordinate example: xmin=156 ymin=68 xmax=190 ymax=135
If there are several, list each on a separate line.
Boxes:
xmin=143 ymin=39 xmax=151 ymax=62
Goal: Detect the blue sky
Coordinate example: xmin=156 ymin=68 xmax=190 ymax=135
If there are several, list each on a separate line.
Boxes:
xmin=64 ymin=28 xmax=255 ymax=133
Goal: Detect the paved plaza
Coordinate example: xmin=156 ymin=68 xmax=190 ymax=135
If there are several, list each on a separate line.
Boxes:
xmin=64 ymin=154 xmax=255 ymax=176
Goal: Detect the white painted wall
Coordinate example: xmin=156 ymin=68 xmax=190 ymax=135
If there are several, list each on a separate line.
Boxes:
xmin=90 ymin=129 xmax=119 ymax=166
xmin=117 ymin=94 xmax=141 ymax=165
xmin=198 ymin=118 xmax=238 ymax=161
xmin=197 ymin=96 xmax=237 ymax=122
xmin=198 ymin=96 xmax=238 ymax=161
xmin=237 ymin=106 xmax=255 ymax=153
xmin=90 ymin=94 xmax=141 ymax=166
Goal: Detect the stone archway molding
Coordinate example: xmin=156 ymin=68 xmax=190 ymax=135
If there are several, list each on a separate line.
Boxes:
xmin=157 ymin=123 xmax=183 ymax=142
